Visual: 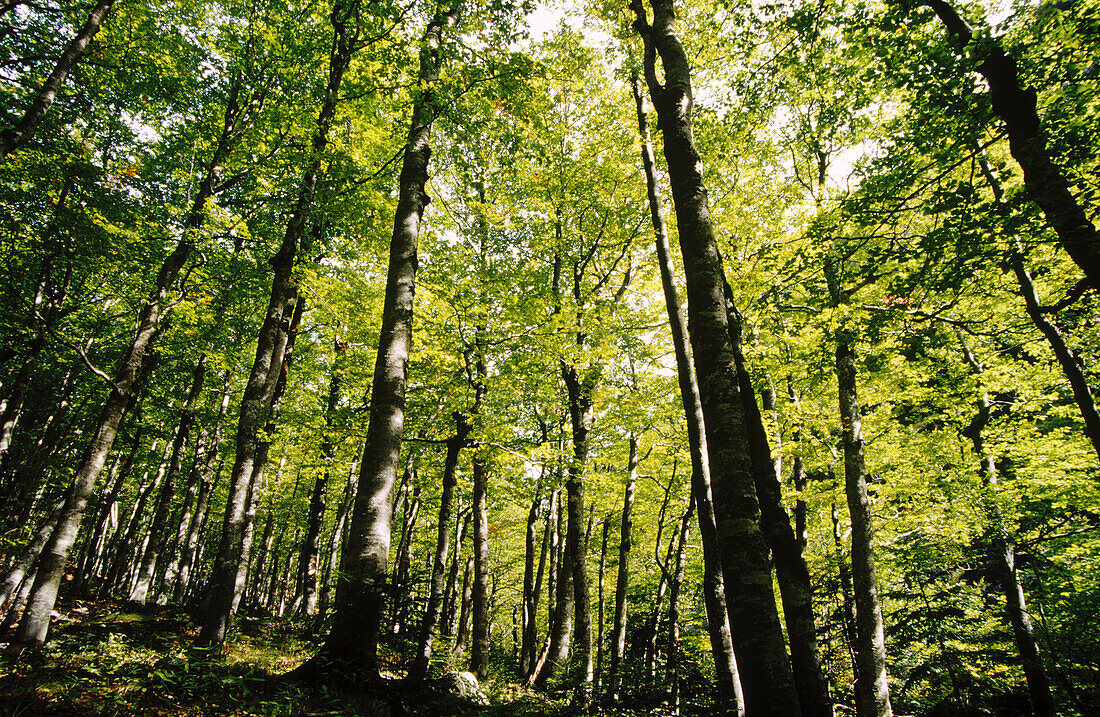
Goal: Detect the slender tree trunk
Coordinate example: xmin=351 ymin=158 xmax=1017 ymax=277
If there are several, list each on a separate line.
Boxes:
xmin=103 ymin=436 xmax=175 ymax=596
xmin=631 ymin=4 xmax=799 ymax=710
xmin=453 ymin=555 xmax=474 ymax=656
xmin=198 ymin=10 xmax=352 ymax=643
xmin=295 ymin=340 xmax=347 ymax=618
xmin=608 ymin=435 xmax=639 ymax=700
xmin=519 ymin=477 xmax=545 ymax=677
xmin=410 ymin=414 xmax=470 ymax=681
xmin=442 ymin=509 xmax=471 ymax=636
xmin=958 ymin=336 xmax=1055 ymax=717
xmin=925 ymin=0 xmax=1100 ymax=291
xmin=595 ymin=516 xmax=609 ymax=693
xmin=6 ymin=231 xmax=191 ymax=650
xmin=311 ymin=3 xmax=459 ymax=679
xmin=470 ymin=452 xmax=491 ymax=679
xmin=319 ymin=457 xmax=358 ymax=617
xmin=173 ymin=374 xmax=232 ymax=603
xmin=666 ymin=501 xmax=693 ymax=715
xmin=825 ymin=258 xmax=892 ymax=717
xmin=832 ymin=500 xmax=861 ymax=708
xmin=0 ymin=0 xmax=116 ymax=157
xmin=974 ymin=155 xmax=1100 ymax=462
xmin=0 ymin=501 xmax=62 ymax=612
xmin=725 ymin=285 xmax=832 ymax=717
xmin=631 ymin=70 xmax=744 ymax=714
xmin=129 ymin=355 xmax=206 ymax=604
xmin=77 ymin=426 xmax=142 ymax=589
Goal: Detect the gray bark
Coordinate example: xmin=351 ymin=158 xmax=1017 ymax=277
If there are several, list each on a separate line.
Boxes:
xmin=630 ymin=6 xmax=797 ymax=709
xmin=313 ymin=2 xmax=459 ymax=679
xmin=825 ymin=257 xmax=892 ymax=717
xmin=0 ymin=0 xmax=116 ymax=157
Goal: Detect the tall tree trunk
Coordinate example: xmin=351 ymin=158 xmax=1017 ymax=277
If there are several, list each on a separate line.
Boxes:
xmin=470 ymin=453 xmax=491 ymax=679
xmin=0 ymin=501 xmax=62 ymax=612
xmin=595 ymin=515 xmax=609 ymax=693
xmin=295 ymin=339 xmax=347 ymax=618
xmin=519 ymin=475 xmax=546 ymax=677
xmin=453 ymin=555 xmax=475 ymax=657
xmin=924 ymin=0 xmax=1100 ymax=291
xmin=6 ymin=65 xmax=262 ymax=650
xmin=958 ymin=336 xmax=1055 ymax=717
xmin=629 ymin=58 xmax=750 ymax=715
xmin=6 ymin=234 xmax=190 ymax=650
xmin=0 ymin=0 xmax=116 ymax=157
xmin=825 ymin=258 xmax=892 ymax=717
xmin=974 ymin=154 xmax=1100 ymax=462
xmin=173 ymin=372 xmax=232 ymax=603
xmin=724 ymin=285 xmax=832 ymax=717
xmin=102 ymin=436 xmax=175 ymax=597
xmin=607 ymin=435 xmax=639 ymax=701
xmin=197 ymin=7 xmax=353 ymax=643
xmin=666 ymin=500 xmax=693 ymax=715
xmin=442 ymin=508 xmax=471 ymax=637
xmin=129 ymin=354 xmax=206 ymax=604
xmin=832 ymin=500 xmax=861 ymax=708
xmin=311 ymin=3 xmax=459 ymax=679
xmin=410 ymin=413 xmax=471 ymax=681
xmin=319 ymin=458 xmax=358 ymax=617
xmin=77 ymin=425 xmax=142 ymax=589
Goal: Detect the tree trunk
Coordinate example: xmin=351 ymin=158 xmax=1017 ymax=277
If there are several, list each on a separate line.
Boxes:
xmin=725 ymin=286 xmax=832 ymax=717
xmin=0 ymin=0 xmax=116 ymax=157
xmin=453 ymin=555 xmax=475 ymax=657
xmin=442 ymin=509 xmax=471 ymax=636
xmin=410 ymin=413 xmax=471 ymax=681
xmin=470 ymin=452 xmax=491 ymax=679
xmin=102 ymin=437 xmax=175 ymax=597
xmin=294 ymin=340 xmax=347 ymax=618
xmin=629 ymin=11 xmax=796 ymax=708
xmin=173 ymin=375 xmax=231 ymax=603
xmin=958 ymin=336 xmax=1055 ymax=717
xmin=519 ymin=476 xmax=546 ymax=677
xmin=825 ymin=258 xmax=892 ymax=717
xmin=666 ymin=501 xmax=693 ymax=715
xmin=6 ymin=223 xmax=192 ymax=651
xmin=595 ymin=515 xmax=609 ymax=693
xmin=197 ymin=8 xmax=352 ymax=643
xmin=129 ymin=354 xmax=206 ymax=604
xmin=607 ymin=435 xmax=638 ymax=700
xmin=925 ymin=0 xmax=1100 ymax=292
xmin=312 ymin=3 xmax=459 ymax=679
xmin=632 ymin=74 xmax=741 ymax=711
xmin=974 ymin=154 xmax=1100 ymax=462
xmin=0 ymin=501 xmax=62 ymax=612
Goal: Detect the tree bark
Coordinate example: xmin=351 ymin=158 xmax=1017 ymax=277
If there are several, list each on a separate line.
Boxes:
xmin=724 ymin=285 xmax=832 ymax=717
xmin=197 ymin=7 xmax=352 ymax=643
xmin=453 ymin=555 xmax=475 ymax=657
xmin=172 ymin=372 xmax=232 ymax=603
xmin=311 ymin=2 xmax=459 ymax=679
xmin=632 ymin=74 xmax=741 ymax=711
xmin=129 ymin=354 xmax=206 ymax=604
xmin=294 ymin=339 xmax=347 ymax=618
xmin=0 ymin=0 xmax=116 ymax=157
xmin=410 ymin=413 xmax=471 ymax=681
xmin=607 ymin=435 xmax=638 ymax=701
xmin=924 ymin=0 xmax=1100 ymax=291
xmin=958 ymin=336 xmax=1055 ymax=717
xmin=825 ymin=258 xmax=892 ymax=717
xmin=630 ymin=5 xmax=798 ymax=711
xmin=519 ymin=475 xmax=546 ymax=677
xmin=470 ymin=452 xmax=491 ymax=679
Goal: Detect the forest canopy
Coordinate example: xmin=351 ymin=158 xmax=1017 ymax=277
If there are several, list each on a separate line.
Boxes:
xmin=0 ymin=0 xmax=1098 ymax=715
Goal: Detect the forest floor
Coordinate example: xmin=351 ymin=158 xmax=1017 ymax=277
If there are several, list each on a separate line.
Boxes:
xmin=0 ymin=598 xmax=669 ymax=717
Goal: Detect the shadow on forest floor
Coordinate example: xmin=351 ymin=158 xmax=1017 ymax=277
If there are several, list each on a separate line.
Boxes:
xmin=0 ymin=598 xmax=611 ymax=716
